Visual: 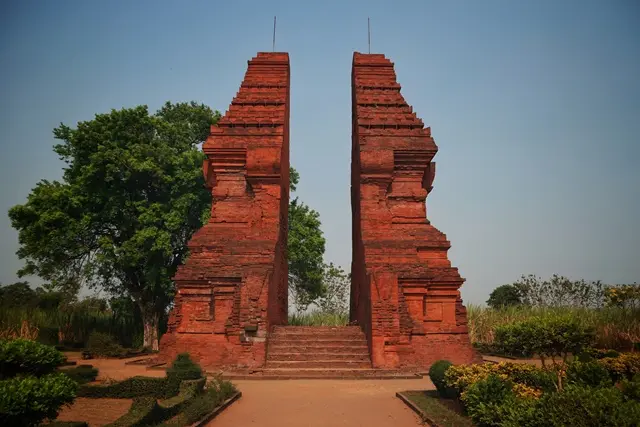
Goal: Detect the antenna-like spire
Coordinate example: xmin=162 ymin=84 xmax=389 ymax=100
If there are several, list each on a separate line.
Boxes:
xmin=368 ymin=17 xmax=371 ymax=54
xmin=273 ymin=16 xmax=277 ymax=51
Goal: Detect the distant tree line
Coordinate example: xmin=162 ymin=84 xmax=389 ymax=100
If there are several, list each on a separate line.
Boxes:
xmin=486 ymin=274 xmax=639 ymax=309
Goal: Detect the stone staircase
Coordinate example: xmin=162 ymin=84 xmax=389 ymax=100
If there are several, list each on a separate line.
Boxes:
xmin=223 ymin=326 xmax=421 ymax=379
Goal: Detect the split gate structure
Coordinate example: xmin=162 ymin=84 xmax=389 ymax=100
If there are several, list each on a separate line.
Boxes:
xmin=159 ymin=53 xmax=291 ymax=368
xmin=159 ymin=51 xmax=476 ymax=372
xmin=350 ymin=53 xmax=476 ymax=368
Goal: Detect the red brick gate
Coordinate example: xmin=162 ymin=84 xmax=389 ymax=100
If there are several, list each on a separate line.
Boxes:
xmin=159 ymin=52 xmax=475 ymax=372
xmin=159 ymin=52 xmax=290 ymax=368
xmin=350 ymin=53 xmax=476 ymax=368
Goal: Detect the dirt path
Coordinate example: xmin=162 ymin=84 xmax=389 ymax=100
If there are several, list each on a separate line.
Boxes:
xmin=56 ymin=398 xmax=133 ymax=426
xmin=62 ymin=353 xmax=430 ymax=426
xmin=208 ymin=378 xmax=431 ymax=427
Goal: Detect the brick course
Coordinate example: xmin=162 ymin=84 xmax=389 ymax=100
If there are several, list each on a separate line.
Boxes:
xmin=350 ymin=52 xmax=478 ymax=369
xmin=158 ymin=52 xmax=290 ymax=369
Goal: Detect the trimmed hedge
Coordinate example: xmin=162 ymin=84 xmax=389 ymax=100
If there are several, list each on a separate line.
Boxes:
xmin=79 ymin=376 xmax=167 ymax=398
xmin=159 ymin=379 xmax=238 ymax=427
xmin=493 ymin=316 xmax=595 ymax=360
xmin=105 ymin=397 xmax=161 ymax=427
xmin=0 ymin=372 xmax=77 ymax=427
xmin=105 ymin=378 xmax=206 ymax=427
xmin=62 ymin=364 xmax=99 ymax=384
xmin=0 ymin=338 xmax=65 ymax=379
xmin=164 ymin=353 xmax=202 ymax=398
xmin=428 ymin=360 xmax=454 ymax=398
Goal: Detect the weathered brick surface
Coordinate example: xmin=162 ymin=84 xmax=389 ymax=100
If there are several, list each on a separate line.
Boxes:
xmin=350 ymin=52 xmax=478 ymax=369
xmin=158 ymin=53 xmax=290 ymax=369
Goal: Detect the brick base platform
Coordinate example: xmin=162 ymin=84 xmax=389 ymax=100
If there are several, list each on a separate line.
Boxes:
xmin=216 ymin=326 xmax=422 ymax=380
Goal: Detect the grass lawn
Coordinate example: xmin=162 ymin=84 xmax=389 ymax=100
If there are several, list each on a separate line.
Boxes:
xmin=398 ymin=390 xmax=473 ymax=427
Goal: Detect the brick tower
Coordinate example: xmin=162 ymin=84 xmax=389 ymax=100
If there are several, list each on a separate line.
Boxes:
xmin=350 ymin=52 xmax=477 ymax=369
xmin=159 ymin=53 xmax=290 ymax=369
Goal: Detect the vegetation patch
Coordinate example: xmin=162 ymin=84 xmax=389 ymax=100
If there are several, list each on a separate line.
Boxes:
xmin=0 ymin=338 xmax=66 ymax=378
xmin=61 ymin=364 xmax=99 ymax=384
xmin=0 ymin=339 xmax=79 ymax=426
xmin=288 ymin=310 xmax=348 ymax=326
xmin=79 ymin=376 xmax=167 ymax=399
xmin=74 ymin=354 xmax=237 ymax=427
xmin=397 ymin=390 xmax=473 ymax=427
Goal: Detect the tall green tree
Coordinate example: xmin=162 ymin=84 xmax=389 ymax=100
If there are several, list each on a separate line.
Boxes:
xmin=287 ymin=168 xmax=326 ymax=310
xmin=486 ymin=284 xmax=524 ymax=309
xmin=9 ymin=102 xmax=220 ymax=350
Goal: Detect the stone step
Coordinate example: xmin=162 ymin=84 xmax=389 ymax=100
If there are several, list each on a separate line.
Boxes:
xmin=270 ymin=334 xmax=365 ymax=341
xmin=265 ymin=360 xmax=371 ymax=369
xmin=268 ymin=344 xmax=369 ymax=353
xmin=270 ymin=331 xmax=365 ymax=338
xmin=267 ymin=352 xmax=370 ymax=362
xmin=219 ymin=368 xmax=422 ymax=380
xmin=267 ymin=344 xmax=369 ymax=356
xmin=272 ymin=326 xmax=362 ymax=332
xmin=269 ymin=337 xmax=367 ymax=344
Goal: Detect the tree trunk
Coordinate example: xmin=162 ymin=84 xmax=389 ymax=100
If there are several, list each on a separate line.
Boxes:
xmin=141 ymin=309 xmax=160 ymax=351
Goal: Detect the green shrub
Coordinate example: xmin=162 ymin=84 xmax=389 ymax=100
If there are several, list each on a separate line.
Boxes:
xmin=0 ymin=372 xmax=77 ymax=426
xmin=461 ymin=374 xmax=528 ymax=427
xmin=206 ymin=376 xmax=237 ymax=400
xmin=106 ymin=396 xmax=161 ymax=427
xmin=598 ymin=353 xmax=640 ymax=382
xmin=62 ymin=364 xmax=99 ymax=384
xmin=160 ymin=378 xmax=205 ymax=410
xmin=159 ymin=378 xmax=237 ymax=427
xmin=621 ymin=374 xmax=640 ymax=401
xmin=164 ymin=353 xmax=202 ymax=398
xmin=525 ymin=385 xmax=640 ymax=427
xmin=445 ymin=362 xmax=555 ymax=396
xmin=493 ymin=317 xmax=595 ymax=363
xmin=79 ymin=376 xmax=166 ymax=398
xmin=576 ymin=347 xmax=620 ymax=362
xmin=566 ymin=360 xmax=613 ymax=388
xmin=494 ymin=362 xmax=556 ymax=392
xmin=103 ymin=378 xmax=208 ymax=427
xmin=86 ymin=332 xmax=125 ymax=358
xmin=428 ymin=360 xmax=454 ymax=398
xmin=0 ymin=339 xmax=65 ymax=379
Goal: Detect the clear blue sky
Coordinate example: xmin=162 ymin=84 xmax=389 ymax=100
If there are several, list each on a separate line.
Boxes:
xmin=1 ymin=1 xmax=639 ymax=305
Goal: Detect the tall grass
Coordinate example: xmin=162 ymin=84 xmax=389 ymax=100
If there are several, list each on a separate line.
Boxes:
xmin=0 ymin=307 xmax=143 ymax=348
xmin=288 ymin=310 xmax=349 ymax=326
xmin=468 ymin=304 xmax=640 ymax=350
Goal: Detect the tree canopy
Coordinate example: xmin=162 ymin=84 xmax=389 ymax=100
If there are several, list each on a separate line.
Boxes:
xmin=287 ymin=169 xmax=327 ymax=309
xmin=9 ymin=102 xmax=220 ymax=349
xmin=486 ymin=284 xmax=524 ymax=309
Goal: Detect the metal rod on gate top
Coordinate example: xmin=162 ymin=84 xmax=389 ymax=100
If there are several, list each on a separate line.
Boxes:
xmin=368 ymin=17 xmax=370 ymax=53
xmin=273 ymin=16 xmax=276 ymax=51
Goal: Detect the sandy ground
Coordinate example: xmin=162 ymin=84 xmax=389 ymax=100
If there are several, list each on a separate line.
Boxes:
xmin=56 ymin=398 xmax=133 ymax=426
xmin=61 ymin=352 xmax=434 ymax=427
xmin=63 ymin=351 xmax=165 ymax=381
xmin=207 ymin=378 xmax=432 ymax=427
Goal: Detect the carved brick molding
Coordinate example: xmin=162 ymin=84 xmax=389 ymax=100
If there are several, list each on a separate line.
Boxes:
xmin=351 ymin=52 xmax=477 ymax=368
xmin=159 ymin=53 xmax=290 ymax=369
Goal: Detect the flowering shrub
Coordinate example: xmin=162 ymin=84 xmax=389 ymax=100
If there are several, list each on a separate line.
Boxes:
xmin=604 ymin=284 xmax=640 ymax=309
xmin=445 ymin=362 xmax=553 ymax=396
xmin=493 ymin=316 xmax=595 ymax=363
xmin=598 ymin=352 xmax=640 ymax=382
